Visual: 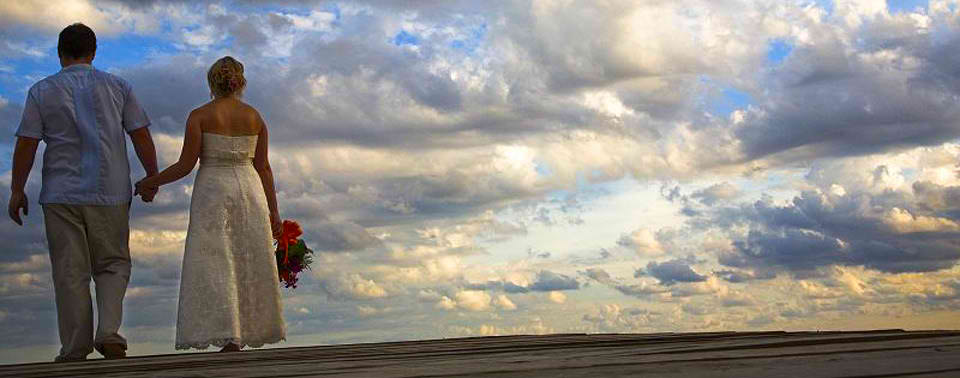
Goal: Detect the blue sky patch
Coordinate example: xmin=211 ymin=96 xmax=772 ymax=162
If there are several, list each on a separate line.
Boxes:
xmin=712 ymin=87 xmax=754 ymax=116
xmin=97 ymin=34 xmax=178 ymax=70
xmin=812 ymin=0 xmax=834 ymax=15
xmin=767 ymin=39 xmax=793 ymax=65
xmin=700 ymin=76 xmax=754 ymax=116
xmin=393 ymin=30 xmax=419 ymax=46
xmin=0 ymin=56 xmax=58 ymax=102
xmin=887 ymin=0 xmax=927 ymax=14
xmin=535 ymin=160 xmax=553 ymax=177
xmin=450 ymin=23 xmax=487 ymax=54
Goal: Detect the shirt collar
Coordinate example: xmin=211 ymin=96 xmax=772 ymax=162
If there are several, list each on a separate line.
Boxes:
xmin=62 ymin=64 xmax=93 ymax=72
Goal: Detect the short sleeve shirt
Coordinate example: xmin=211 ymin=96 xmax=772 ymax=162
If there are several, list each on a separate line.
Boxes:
xmin=16 ymin=64 xmax=150 ymax=205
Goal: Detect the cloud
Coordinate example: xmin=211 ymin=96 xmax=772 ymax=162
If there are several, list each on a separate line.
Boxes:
xmin=493 ymin=294 xmax=516 ymax=310
xmin=0 ymin=273 xmax=49 ymax=296
xmin=319 ymin=273 xmax=388 ymax=301
xmin=613 ymin=282 xmax=669 ymax=299
xmin=547 ymin=291 xmax=566 ymax=304
xmin=617 ymin=228 xmax=665 ymax=257
xmin=436 ymin=290 xmax=493 ymax=312
xmin=640 ymin=258 xmax=708 ymax=286
xmin=528 ymin=270 xmax=580 ymax=291
xmin=308 ymin=220 xmax=384 ymax=253
xmin=733 ymin=9 xmax=960 ymax=162
xmin=580 ymin=303 xmax=665 ymax=332
xmin=0 ymin=255 xmax=48 ymax=273
xmin=712 ymin=187 xmax=960 ymax=274
xmin=581 ymin=268 xmax=615 ymax=284
xmin=691 ymin=182 xmax=740 ymax=206
xmin=466 ymin=270 xmax=580 ymax=293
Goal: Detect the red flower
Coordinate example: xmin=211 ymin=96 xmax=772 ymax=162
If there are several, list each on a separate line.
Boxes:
xmin=276 ymin=220 xmax=303 ymax=264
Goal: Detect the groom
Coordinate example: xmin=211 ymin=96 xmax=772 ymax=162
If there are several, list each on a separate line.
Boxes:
xmin=7 ymin=23 xmax=159 ymax=362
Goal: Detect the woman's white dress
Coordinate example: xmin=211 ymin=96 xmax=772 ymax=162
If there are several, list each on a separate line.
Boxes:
xmin=175 ymin=132 xmax=286 ymax=350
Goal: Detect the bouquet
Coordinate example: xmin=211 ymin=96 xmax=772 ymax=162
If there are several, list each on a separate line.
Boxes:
xmin=275 ymin=220 xmax=314 ymax=289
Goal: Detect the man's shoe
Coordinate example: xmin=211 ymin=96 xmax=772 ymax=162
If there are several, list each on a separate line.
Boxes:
xmin=100 ymin=343 xmax=126 ymax=359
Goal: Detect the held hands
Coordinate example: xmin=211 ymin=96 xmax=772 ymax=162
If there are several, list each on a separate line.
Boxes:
xmin=134 ymin=177 xmax=159 ymax=203
xmin=8 ymin=190 xmax=28 ymax=226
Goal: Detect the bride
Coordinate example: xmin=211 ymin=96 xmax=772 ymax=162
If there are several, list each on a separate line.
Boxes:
xmin=136 ymin=56 xmax=286 ymax=352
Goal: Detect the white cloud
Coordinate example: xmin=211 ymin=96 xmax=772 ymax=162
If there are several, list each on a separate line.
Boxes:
xmin=435 ymin=295 xmax=457 ymax=311
xmin=454 ymin=290 xmax=491 ymax=312
xmin=0 ymin=255 xmax=48 ymax=273
xmin=494 ymin=294 xmax=517 ymax=310
xmin=320 ymin=273 xmax=388 ymax=300
xmin=883 ymin=208 xmax=960 ymax=234
xmin=547 ymin=291 xmax=566 ymax=304
xmin=618 ymin=229 xmax=665 ymax=257
xmin=0 ymin=273 xmax=48 ymax=295
xmin=280 ymin=10 xmax=335 ymax=32
xmin=129 ymin=230 xmax=187 ymax=257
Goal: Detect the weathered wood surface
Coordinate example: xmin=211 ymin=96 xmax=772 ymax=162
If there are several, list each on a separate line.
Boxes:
xmin=2 ymin=330 xmax=959 ymax=377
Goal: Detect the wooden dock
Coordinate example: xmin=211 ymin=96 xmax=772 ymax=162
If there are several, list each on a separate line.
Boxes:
xmin=2 ymin=330 xmax=959 ymax=377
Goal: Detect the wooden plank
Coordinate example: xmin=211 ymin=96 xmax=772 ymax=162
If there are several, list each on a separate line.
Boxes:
xmin=1 ymin=331 xmax=958 ymax=378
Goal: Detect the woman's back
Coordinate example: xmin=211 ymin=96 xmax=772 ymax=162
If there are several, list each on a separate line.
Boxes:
xmin=195 ymin=98 xmax=262 ymax=136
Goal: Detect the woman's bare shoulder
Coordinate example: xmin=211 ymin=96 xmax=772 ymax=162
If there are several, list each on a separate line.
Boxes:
xmin=239 ymin=101 xmax=266 ymax=128
xmin=190 ymin=102 xmax=215 ymax=118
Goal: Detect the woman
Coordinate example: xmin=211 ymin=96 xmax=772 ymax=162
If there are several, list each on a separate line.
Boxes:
xmin=136 ymin=56 xmax=286 ymax=352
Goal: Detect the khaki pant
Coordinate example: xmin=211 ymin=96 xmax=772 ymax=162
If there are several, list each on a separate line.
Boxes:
xmin=42 ymin=203 xmax=131 ymax=361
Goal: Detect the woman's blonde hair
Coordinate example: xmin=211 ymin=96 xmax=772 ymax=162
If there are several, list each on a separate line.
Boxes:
xmin=207 ymin=56 xmax=246 ymax=98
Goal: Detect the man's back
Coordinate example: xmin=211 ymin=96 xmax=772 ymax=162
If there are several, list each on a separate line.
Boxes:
xmin=8 ymin=22 xmax=159 ymax=362
xmin=17 ymin=64 xmax=150 ymax=205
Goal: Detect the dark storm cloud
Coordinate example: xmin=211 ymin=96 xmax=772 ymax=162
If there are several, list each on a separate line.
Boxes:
xmin=735 ymin=16 xmax=960 ymax=161
xmin=702 ymin=187 xmax=960 ymax=275
xmin=638 ymin=258 xmax=707 ymax=286
xmin=912 ymin=181 xmax=960 ymax=217
xmin=528 ymin=270 xmax=580 ymax=291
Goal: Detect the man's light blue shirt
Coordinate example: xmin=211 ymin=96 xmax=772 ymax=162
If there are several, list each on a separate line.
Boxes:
xmin=16 ymin=64 xmax=150 ymax=205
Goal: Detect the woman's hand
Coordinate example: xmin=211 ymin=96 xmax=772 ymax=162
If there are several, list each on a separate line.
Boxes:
xmin=134 ymin=178 xmax=159 ymax=203
xmin=270 ymin=211 xmax=282 ymax=239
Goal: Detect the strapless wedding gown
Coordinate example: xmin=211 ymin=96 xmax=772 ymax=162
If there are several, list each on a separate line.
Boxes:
xmin=175 ymin=133 xmax=285 ymax=350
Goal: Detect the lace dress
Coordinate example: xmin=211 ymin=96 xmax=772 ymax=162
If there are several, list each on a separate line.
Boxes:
xmin=175 ymin=133 xmax=286 ymax=350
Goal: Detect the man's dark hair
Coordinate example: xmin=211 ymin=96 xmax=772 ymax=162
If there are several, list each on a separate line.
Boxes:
xmin=58 ymin=23 xmax=97 ymax=59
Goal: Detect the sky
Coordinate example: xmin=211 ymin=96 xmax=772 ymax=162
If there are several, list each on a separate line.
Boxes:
xmin=1 ymin=0 xmax=960 ymax=364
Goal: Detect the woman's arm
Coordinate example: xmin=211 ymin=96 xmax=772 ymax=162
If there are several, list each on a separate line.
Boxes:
xmin=137 ymin=110 xmax=203 ymax=190
xmin=253 ymin=113 xmax=282 ymax=238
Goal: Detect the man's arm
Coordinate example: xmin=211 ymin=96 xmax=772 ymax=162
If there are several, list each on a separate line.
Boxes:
xmin=128 ymin=127 xmax=159 ymax=202
xmin=8 ymin=136 xmax=40 ymax=225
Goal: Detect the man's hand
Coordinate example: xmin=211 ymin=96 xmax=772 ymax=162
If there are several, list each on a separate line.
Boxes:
xmin=8 ymin=191 xmax=28 ymax=225
xmin=134 ymin=179 xmax=159 ymax=203
xmin=9 ymin=136 xmax=39 ymax=226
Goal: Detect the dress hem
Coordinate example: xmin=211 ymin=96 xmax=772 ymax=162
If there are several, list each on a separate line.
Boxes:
xmin=174 ymin=335 xmax=286 ymax=351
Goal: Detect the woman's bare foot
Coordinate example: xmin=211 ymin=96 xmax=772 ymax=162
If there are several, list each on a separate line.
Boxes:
xmin=219 ymin=343 xmax=242 ymax=352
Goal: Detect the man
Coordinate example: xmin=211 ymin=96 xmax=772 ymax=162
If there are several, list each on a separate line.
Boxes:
xmin=7 ymin=23 xmax=158 ymax=362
